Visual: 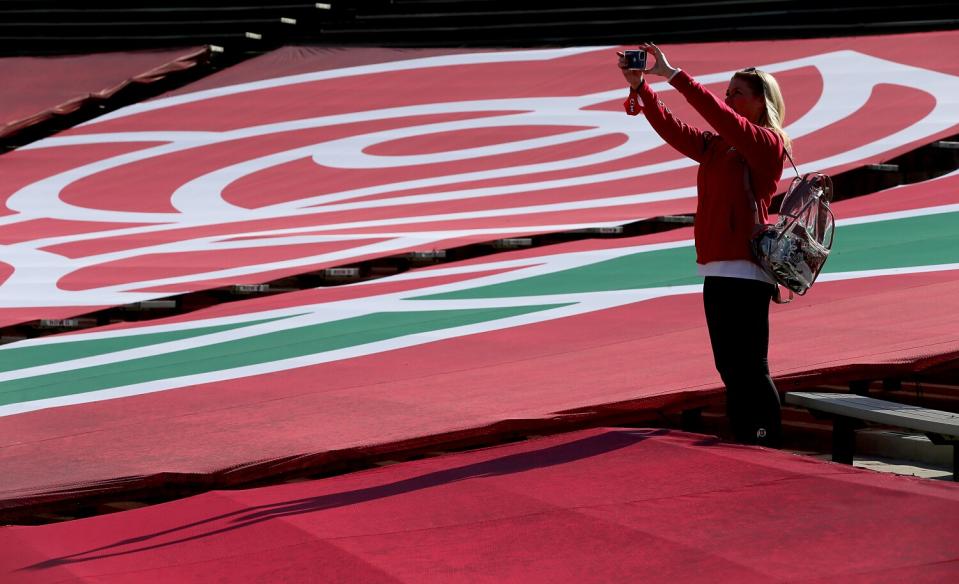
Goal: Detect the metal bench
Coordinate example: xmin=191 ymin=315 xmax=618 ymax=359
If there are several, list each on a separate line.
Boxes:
xmin=785 ymin=392 xmax=959 ymax=480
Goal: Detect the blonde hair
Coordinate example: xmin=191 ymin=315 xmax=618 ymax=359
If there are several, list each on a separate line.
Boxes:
xmin=734 ymin=67 xmax=792 ymax=153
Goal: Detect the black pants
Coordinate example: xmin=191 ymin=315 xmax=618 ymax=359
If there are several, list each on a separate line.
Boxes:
xmin=703 ymin=276 xmax=781 ymax=447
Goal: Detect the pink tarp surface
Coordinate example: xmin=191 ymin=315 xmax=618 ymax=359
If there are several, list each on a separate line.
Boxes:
xmin=0 ymin=31 xmax=957 ymax=326
xmin=0 ymin=172 xmax=956 ymax=513
xmin=2 ymin=428 xmax=958 ymax=583
xmin=0 ymin=48 xmax=206 ymax=140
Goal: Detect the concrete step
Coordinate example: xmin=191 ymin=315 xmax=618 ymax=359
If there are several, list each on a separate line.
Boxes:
xmin=855 ymin=428 xmax=954 ymax=468
xmin=791 ymin=450 xmax=953 ymax=481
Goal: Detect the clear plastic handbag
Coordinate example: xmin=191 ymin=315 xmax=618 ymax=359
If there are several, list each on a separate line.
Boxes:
xmin=747 ymin=153 xmax=836 ymax=303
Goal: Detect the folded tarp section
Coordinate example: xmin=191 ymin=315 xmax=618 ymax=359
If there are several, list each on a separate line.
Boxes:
xmin=0 ymin=30 xmax=957 ymax=326
xmin=0 ymin=47 xmax=210 ymax=147
xmin=2 ymin=428 xmax=958 ymax=583
xmin=0 ymin=169 xmax=956 ymax=516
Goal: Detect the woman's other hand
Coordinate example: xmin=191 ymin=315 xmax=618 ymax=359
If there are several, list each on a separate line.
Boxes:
xmin=639 ymin=43 xmax=680 ymax=80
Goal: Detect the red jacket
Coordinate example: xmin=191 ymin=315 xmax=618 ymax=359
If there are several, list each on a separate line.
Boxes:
xmin=626 ymin=71 xmax=785 ymax=264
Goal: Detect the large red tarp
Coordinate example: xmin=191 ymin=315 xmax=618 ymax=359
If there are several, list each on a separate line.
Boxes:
xmin=0 ymin=172 xmax=956 ymax=513
xmin=0 ymin=31 xmax=957 ymax=326
xmin=2 ymin=428 xmax=957 ymax=583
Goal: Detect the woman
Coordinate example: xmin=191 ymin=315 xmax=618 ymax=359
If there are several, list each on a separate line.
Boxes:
xmin=618 ymin=43 xmax=790 ymax=447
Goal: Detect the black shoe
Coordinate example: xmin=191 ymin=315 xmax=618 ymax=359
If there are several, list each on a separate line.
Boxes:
xmin=754 ymin=427 xmax=781 ymax=448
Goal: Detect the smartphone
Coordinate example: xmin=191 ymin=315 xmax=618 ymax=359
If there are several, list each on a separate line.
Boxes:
xmin=624 ymin=50 xmax=647 ymax=71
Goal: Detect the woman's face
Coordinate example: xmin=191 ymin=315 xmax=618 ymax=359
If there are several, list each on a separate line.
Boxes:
xmin=725 ymin=76 xmax=764 ymax=123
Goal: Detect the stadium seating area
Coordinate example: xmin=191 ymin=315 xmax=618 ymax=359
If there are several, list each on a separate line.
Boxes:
xmin=1 ymin=0 xmax=957 ymax=55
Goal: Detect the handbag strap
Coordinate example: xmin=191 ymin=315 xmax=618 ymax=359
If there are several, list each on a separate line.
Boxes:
xmin=783 ymin=147 xmax=800 ymax=178
xmin=744 ymin=162 xmax=761 ymax=224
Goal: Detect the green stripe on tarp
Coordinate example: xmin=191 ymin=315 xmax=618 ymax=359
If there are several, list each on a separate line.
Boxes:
xmin=824 ymin=211 xmax=959 ymax=273
xmin=0 ymin=304 xmax=567 ymax=406
xmin=0 ymin=316 xmax=299 ymax=373
xmin=416 ymin=246 xmax=700 ymax=300
xmin=420 ymin=211 xmax=959 ymax=300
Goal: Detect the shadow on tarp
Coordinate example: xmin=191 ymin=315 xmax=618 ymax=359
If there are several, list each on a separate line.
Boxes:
xmin=23 ymin=428 xmax=683 ymax=571
xmin=5 ymin=347 xmax=959 ymax=524
xmin=0 ymin=389 xmax=720 ymax=525
xmin=7 ymin=351 xmax=959 ymax=524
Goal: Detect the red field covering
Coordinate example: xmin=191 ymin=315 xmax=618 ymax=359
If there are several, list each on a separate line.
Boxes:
xmin=2 ymin=428 xmax=957 ymax=583
xmin=0 ymin=31 xmax=956 ymax=324
xmin=0 ymin=34 xmax=957 ymax=564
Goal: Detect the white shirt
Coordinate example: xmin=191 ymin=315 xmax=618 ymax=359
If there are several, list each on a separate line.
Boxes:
xmin=698 ymin=260 xmax=775 ymax=285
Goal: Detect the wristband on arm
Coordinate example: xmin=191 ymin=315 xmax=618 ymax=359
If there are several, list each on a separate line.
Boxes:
xmin=623 ymin=82 xmax=643 ymax=116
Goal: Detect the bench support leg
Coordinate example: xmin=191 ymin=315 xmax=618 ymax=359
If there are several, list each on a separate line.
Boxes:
xmin=680 ymin=408 xmax=703 ymax=433
xmin=923 ymin=433 xmax=958 ymax=481
xmin=832 ymin=416 xmax=856 ymax=465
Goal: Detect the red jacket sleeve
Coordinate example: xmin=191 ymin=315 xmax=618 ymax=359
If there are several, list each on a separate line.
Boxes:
xmin=669 ymin=70 xmax=783 ymax=170
xmin=630 ymin=81 xmax=710 ymax=163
